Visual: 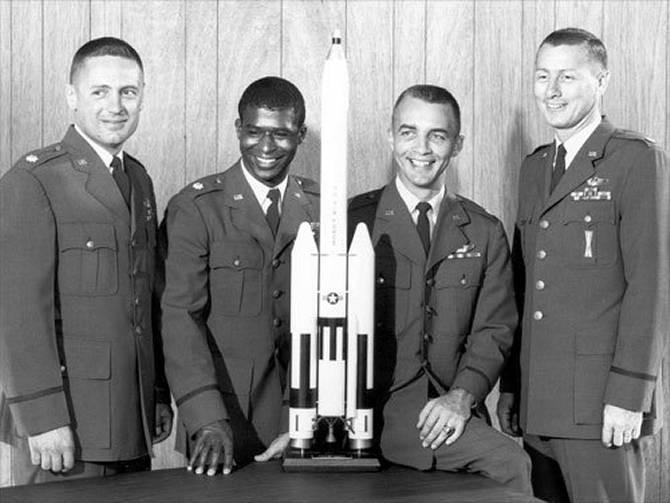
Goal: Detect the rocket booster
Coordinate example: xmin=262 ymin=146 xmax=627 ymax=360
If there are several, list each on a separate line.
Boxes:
xmin=288 ymin=31 xmax=375 ymax=452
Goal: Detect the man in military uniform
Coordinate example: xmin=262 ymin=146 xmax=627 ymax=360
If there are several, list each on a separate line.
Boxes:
xmin=161 ymin=77 xmax=319 ymax=476
xmin=0 ymin=37 xmax=172 ymax=485
xmin=497 ymin=28 xmax=669 ymax=503
xmin=348 ymin=85 xmax=531 ymax=494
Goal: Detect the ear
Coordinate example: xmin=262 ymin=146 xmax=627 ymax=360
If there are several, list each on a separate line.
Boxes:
xmin=452 ymin=135 xmax=465 ymax=158
xmin=234 ymin=118 xmax=242 ymax=139
xmin=66 ymin=84 xmax=77 ymax=111
xmin=297 ymin=125 xmax=307 ymax=144
xmin=597 ymin=69 xmax=610 ymax=96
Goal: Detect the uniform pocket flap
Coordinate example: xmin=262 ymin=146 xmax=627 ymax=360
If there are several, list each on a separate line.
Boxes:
xmin=210 ymin=241 xmax=263 ymax=270
xmin=436 ymin=264 xmax=482 ymax=289
xmin=60 ymin=223 xmax=118 ymax=251
xmin=376 ymin=256 xmax=411 ymax=289
xmin=63 ymin=339 xmax=111 ymax=379
xmin=563 ymin=201 xmax=615 ymax=225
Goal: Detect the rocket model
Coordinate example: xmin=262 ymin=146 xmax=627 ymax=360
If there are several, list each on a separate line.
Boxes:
xmin=285 ymin=31 xmax=378 ymax=470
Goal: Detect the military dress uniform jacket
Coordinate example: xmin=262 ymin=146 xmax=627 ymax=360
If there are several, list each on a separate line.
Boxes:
xmin=161 ymin=163 xmax=319 ymax=458
xmin=349 ymin=183 xmax=516 ymax=468
xmin=0 ymin=126 xmax=169 ymax=461
xmin=501 ymin=119 xmax=668 ymax=439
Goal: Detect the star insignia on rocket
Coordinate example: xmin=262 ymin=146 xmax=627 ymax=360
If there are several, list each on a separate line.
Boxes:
xmin=192 ymin=182 xmax=204 ymax=190
xmin=26 ymin=154 xmax=38 ymax=163
xmin=326 ymin=292 xmax=340 ymax=305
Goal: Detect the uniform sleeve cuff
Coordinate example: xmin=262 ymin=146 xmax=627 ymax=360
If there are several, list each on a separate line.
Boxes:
xmin=604 ymin=370 xmax=655 ymax=412
xmin=452 ymin=367 xmax=492 ymax=403
xmin=175 ymin=387 xmax=228 ymax=436
xmin=10 ymin=390 xmax=70 ymax=436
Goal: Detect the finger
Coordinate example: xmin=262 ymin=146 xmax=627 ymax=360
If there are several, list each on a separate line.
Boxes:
xmin=41 ymin=450 xmax=52 ymax=471
xmin=632 ymin=426 xmax=641 ymax=440
xmin=419 ymin=411 xmax=442 ymax=441
xmin=29 ymin=445 xmax=41 ymax=466
xmin=511 ymin=412 xmax=521 ymax=436
xmin=445 ymin=421 xmax=465 ymax=446
xmin=223 ymin=449 xmax=234 ymax=475
xmin=206 ymin=448 xmax=221 ymax=476
xmin=254 ymin=448 xmax=272 ymax=463
xmin=430 ymin=426 xmax=451 ymax=450
xmin=195 ymin=443 xmax=213 ymax=475
xmin=417 ymin=399 xmax=436 ymax=429
xmin=601 ymin=423 xmax=613 ymax=448
xmin=422 ymin=417 xmax=448 ymax=447
xmin=622 ymin=430 xmax=633 ymax=445
xmin=62 ymin=447 xmax=75 ymax=472
xmin=612 ymin=427 xmax=624 ymax=447
xmin=51 ymin=451 xmax=63 ymax=473
xmin=187 ymin=437 xmax=204 ymax=471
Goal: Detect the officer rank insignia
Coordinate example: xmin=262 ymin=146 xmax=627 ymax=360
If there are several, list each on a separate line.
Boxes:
xmin=25 ymin=154 xmax=38 ymax=163
xmin=144 ymin=199 xmax=153 ymax=222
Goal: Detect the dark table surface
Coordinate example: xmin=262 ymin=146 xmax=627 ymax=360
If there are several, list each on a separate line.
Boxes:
xmin=0 ymin=461 xmax=543 ymax=502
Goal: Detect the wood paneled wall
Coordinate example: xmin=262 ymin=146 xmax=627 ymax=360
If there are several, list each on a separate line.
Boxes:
xmin=0 ymin=1 xmax=668 ymax=499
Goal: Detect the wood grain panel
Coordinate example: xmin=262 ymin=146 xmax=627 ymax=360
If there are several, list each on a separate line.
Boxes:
xmin=347 ymin=0 xmax=394 ymax=194
xmin=185 ymin=1 xmax=218 ymax=182
xmin=282 ymin=0 xmax=345 ymax=184
xmin=10 ymin=0 xmax=42 ymax=162
xmin=554 ymin=0 xmax=603 ymax=36
xmin=0 ymin=0 xmax=11 ymax=176
xmin=393 ymin=0 xmax=425 ymax=96
xmin=90 ymin=0 xmax=122 ymax=39
xmin=122 ymin=1 xmax=186 ymax=216
xmin=665 ymin=10 xmax=670 ymax=499
xmin=603 ymin=1 xmax=667 ymax=144
xmin=473 ymin=0 xmax=524 ymax=235
xmin=426 ymin=0 xmax=474 ymax=199
xmin=217 ymin=1 xmax=281 ymax=174
xmin=520 ymin=0 xmax=555 ymax=155
xmin=42 ymin=0 xmax=89 ymax=146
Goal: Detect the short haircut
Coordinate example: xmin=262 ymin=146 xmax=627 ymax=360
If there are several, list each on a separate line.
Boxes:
xmin=539 ymin=27 xmax=608 ymax=69
xmin=70 ymin=37 xmax=143 ymax=84
xmin=392 ymin=85 xmax=461 ymax=136
xmin=238 ymin=77 xmax=306 ymax=127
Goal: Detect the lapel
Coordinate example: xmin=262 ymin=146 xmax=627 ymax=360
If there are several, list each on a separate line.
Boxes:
xmin=65 ymin=126 xmax=130 ymax=222
xmin=426 ymin=193 xmax=470 ymax=272
xmin=273 ymin=176 xmax=317 ymax=258
xmin=223 ymin=163 xmax=275 ymax=251
xmin=371 ymin=183 xmax=426 ymax=267
xmin=541 ymin=119 xmax=614 ymax=215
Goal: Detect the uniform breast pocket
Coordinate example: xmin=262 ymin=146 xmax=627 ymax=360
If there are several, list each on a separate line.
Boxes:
xmin=374 ymin=253 xmax=412 ymax=333
xmin=58 ymin=223 xmax=118 ymax=296
xmin=562 ymin=202 xmax=618 ymax=268
xmin=209 ymin=241 xmax=263 ymax=317
xmin=434 ymin=261 xmax=483 ymax=323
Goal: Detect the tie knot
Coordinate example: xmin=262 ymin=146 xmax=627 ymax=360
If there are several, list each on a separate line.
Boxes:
xmin=416 ymin=201 xmax=431 ymax=216
xmin=110 ymin=156 xmax=122 ymax=172
xmin=267 ymin=188 xmax=280 ymax=203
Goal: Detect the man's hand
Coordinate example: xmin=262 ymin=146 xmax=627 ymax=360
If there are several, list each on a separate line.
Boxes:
xmin=496 ymin=391 xmax=521 ymax=437
xmin=254 ymin=432 xmax=290 ymax=462
xmin=28 ymin=425 xmax=75 ymax=473
xmin=601 ymin=404 xmax=642 ymax=448
xmin=153 ymin=402 xmax=174 ymax=444
xmin=188 ymin=419 xmax=234 ymax=476
xmin=417 ymin=388 xmax=474 ymax=449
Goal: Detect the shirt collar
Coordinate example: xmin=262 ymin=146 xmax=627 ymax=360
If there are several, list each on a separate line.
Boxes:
xmin=395 ymin=176 xmax=445 ymax=224
xmin=555 ymin=114 xmax=602 ymax=169
xmin=74 ymin=124 xmax=123 ymax=173
xmin=240 ymin=157 xmax=288 ymax=207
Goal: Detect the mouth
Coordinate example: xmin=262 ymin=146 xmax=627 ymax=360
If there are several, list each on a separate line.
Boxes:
xmin=408 ymin=158 xmax=434 ymax=169
xmin=101 ymin=119 xmax=128 ymax=130
xmin=545 ymin=102 xmax=567 ymax=111
xmin=254 ymin=156 xmax=282 ymax=168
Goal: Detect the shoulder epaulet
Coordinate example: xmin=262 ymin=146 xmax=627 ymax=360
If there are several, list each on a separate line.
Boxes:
xmin=455 ymin=194 xmax=497 ymax=222
xmin=348 ymin=189 xmax=382 ymax=211
xmin=178 ymin=173 xmax=225 ymax=199
xmin=527 ymin=142 xmax=553 ymax=158
xmin=15 ymin=143 xmax=67 ymax=171
xmin=294 ymin=176 xmax=319 ymax=195
xmin=612 ymin=128 xmax=656 ymax=146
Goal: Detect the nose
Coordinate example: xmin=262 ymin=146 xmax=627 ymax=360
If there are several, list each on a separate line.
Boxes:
xmin=106 ymin=92 xmax=123 ymax=113
xmin=259 ymin=131 xmax=275 ymax=153
xmin=546 ymin=77 xmax=561 ymax=99
xmin=413 ymin=134 xmax=431 ymax=154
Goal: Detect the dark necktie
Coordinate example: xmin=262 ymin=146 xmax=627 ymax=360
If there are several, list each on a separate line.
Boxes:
xmin=266 ymin=188 xmax=281 ymax=237
xmin=416 ymin=201 xmax=432 ymax=255
xmin=110 ymin=156 xmax=130 ymax=207
xmin=550 ymin=144 xmax=567 ymax=194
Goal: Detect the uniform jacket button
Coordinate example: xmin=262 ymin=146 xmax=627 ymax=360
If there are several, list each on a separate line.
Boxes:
xmin=272 ymin=289 xmax=283 ymax=299
xmin=584 ymin=214 xmax=592 ymax=223
xmin=135 ymin=326 xmax=143 ymax=335
xmin=425 ymin=278 xmax=435 ymax=287
xmin=376 ymin=276 xmax=385 ymax=285
xmin=86 ymin=240 xmax=94 ymax=249
xmin=537 ymin=250 xmax=547 ymax=260
xmin=273 ymin=318 xmax=282 ymax=328
xmin=272 ymin=259 xmax=280 ymax=269
xmin=233 ymin=258 xmax=241 ymax=267
xmin=60 ymin=365 xmax=66 ymax=372
xmin=539 ymin=219 xmax=550 ymax=229
xmin=533 ymin=311 xmax=544 ymax=320
xmin=535 ymin=280 xmax=545 ymax=290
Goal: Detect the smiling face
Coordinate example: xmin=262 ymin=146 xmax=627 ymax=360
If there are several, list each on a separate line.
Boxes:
xmin=67 ymin=55 xmax=144 ymax=155
xmin=533 ymin=43 xmax=609 ymax=142
xmin=389 ymin=96 xmax=463 ymax=199
xmin=235 ymin=106 xmax=306 ymax=187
